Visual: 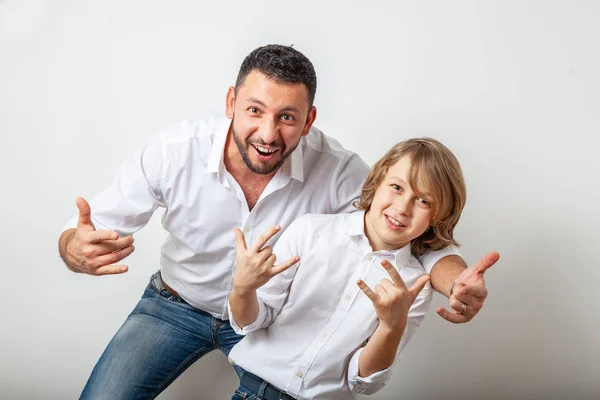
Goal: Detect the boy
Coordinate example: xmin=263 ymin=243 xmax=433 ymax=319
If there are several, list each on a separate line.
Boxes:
xmin=228 ymin=138 xmax=469 ymax=399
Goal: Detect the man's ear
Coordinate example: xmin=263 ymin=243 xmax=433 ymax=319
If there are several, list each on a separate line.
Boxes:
xmin=302 ymin=106 xmax=317 ymax=136
xmin=225 ymin=86 xmax=236 ymax=119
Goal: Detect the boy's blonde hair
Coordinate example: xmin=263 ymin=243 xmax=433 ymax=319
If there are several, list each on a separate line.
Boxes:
xmin=355 ymin=138 xmax=466 ymax=256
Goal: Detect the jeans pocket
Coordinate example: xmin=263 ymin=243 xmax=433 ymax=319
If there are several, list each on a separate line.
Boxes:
xmin=147 ymin=271 xmax=187 ymax=304
xmin=233 ymin=387 xmax=257 ymax=400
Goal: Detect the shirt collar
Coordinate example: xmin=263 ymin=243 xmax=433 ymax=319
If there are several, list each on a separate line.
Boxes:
xmin=205 ymin=118 xmax=304 ymax=183
xmin=206 ymin=118 xmax=232 ymax=176
xmin=346 ymin=210 xmax=412 ymax=268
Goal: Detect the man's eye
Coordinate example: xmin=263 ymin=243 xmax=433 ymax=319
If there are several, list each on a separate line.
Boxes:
xmin=281 ymin=114 xmax=295 ymax=121
xmin=248 ymin=107 xmax=259 ymax=114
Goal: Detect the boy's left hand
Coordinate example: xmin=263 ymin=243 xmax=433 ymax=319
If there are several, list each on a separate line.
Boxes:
xmin=437 ymin=251 xmax=500 ymax=323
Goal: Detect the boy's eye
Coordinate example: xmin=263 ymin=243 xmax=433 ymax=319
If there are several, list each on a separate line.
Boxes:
xmin=417 ymin=198 xmax=431 ymax=207
xmin=391 ymin=184 xmax=401 ymax=191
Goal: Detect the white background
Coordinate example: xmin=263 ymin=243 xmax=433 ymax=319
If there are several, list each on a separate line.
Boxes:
xmin=1 ymin=0 xmax=599 ymax=399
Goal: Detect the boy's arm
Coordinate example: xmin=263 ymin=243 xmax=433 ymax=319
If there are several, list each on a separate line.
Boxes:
xmin=429 ymin=252 xmax=500 ymax=323
xmin=348 ymin=260 xmax=431 ymax=394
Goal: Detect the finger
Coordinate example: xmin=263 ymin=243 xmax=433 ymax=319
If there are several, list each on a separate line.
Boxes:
xmin=88 ymin=230 xmax=121 ymax=244
xmin=409 ymin=275 xmax=431 ymax=298
xmin=380 ymin=259 xmax=406 ymax=289
xmin=454 ymin=292 xmax=484 ymax=310
xmin=90 ymin=245 xmax=135 ymax=268
xmin=271 ymin=256 xmax=300 ymax=276
xmin=93 ymin=264 xmax=129 ymax=276
xmin=380 ymin=278 xmax=396 ymax=294
xmin=264 ymin=253 xmax=277 ymax=268
xmin=249 ymin=225 xmax=281 ymax=253
xmin=233 ymin=228 xmax=247 ymax=251
xmin=357 ymin=279 xmax=379 ymax=303
xmin=436 ymin=306 xmax=467 ymax=324
xmin=76 ymin=197 xmax=95 ymax=229
xmin=471 ymin=251 xmax=500 ymax=275
xmin=449 ymin=296 xmax=466 ymax=314
xmin=89 ymin=236 xmax=136 ymax=257
xmin=456 ymin=284 xmax=488 ymax=299
xmin=257 ymin=246 xmax=274 ymax=263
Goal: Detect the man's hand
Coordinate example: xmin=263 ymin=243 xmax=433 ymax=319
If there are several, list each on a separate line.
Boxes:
xmin=232 ymin=225 xmax=299 ymax=296
xmin=437 ymin=251 xmax=500 ymax=323
xmin=62 ymin=197 xmax=135 ymax=275
xmin=357 ymin=259 xmax=430 ymax=330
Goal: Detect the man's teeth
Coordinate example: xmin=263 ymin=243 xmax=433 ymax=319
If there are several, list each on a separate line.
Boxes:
xmin=254 ymin=145 xmax=277 ymax=154
xmin=387 ymin=215 xmax=404 ymax=227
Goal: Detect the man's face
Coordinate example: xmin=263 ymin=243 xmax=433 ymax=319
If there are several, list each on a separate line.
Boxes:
xmin=226 ymin=70 xmax=316 ymax=175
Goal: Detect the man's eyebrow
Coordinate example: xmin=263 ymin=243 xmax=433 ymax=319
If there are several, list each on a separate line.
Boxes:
xmin=245 ymin=98 xmax=301 ymax=114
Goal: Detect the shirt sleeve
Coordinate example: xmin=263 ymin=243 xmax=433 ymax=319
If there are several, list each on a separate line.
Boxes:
xmin=60 ymin=133 xmax=168 ymax=237
xmin=228 ymin=216 xmax=307 ymax=335
xmin=416 ymin=245 xmax=463 ymax=274
xmin=347 ymin=282 xmax=433 ymax=394
xmin=330 ymin=153 xmax=370 ymax=214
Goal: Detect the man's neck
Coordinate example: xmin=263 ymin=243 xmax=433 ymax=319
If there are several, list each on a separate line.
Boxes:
xmin=223 ymin=130 xmax=276 ymax=210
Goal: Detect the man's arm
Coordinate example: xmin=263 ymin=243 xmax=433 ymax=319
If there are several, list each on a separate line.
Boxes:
xmin=431 ymin=252 xmax=500 ymax=323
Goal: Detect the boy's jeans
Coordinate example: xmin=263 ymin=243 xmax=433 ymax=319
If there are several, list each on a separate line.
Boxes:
xmin=80 ymin=271 xmax=244 ymax=400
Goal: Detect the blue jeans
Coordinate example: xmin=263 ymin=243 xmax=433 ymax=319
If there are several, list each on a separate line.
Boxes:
xmin=80 ymin=271 xmax=244 ymax=400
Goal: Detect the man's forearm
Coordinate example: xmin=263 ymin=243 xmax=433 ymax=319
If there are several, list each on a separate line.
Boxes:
xmin=229 ymin=288 xmax=259 ymax=328
xmin=58 ymin=228 xmax=78 ymax=271
xmin=358 ymin=323 xmax=404 ymax=378
xmin=429 ymin=254 xmax=467 ymax=297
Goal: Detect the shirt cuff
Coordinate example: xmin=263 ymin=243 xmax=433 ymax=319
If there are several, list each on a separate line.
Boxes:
xmin=417 ymin=245 xmax=462 ymax=274
xmin=227 ymin=298 xmax=268 ymax=335
xmin=347 ymin=348 xmax=392 ymax=395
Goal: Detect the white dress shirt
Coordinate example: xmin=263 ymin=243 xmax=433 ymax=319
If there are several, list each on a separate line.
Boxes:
xmin=63 ymin=115 xmax=458 ymax=319
xmin=228 ymin=211 xmax=434 ymax=399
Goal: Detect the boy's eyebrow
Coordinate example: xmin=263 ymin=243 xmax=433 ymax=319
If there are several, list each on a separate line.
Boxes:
xmin=388 ymin=176 xmax=433 ymax=197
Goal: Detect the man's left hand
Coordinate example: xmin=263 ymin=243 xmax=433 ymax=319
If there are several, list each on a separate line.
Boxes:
xmin=436 ymin=251 xmax=500 ymax=323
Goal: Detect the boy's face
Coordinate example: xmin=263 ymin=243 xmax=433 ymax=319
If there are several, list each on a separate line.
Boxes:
xmin=365 ymin=156 xmax=434 ymax=252
xmin=225 ymin=70 xmax=317 ymax=175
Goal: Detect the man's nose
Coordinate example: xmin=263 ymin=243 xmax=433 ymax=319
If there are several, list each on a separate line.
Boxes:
xmin=258 ymin=119 xmax=279 ymax=145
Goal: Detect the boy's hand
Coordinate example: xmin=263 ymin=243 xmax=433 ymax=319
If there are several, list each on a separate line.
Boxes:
xmin=357 ymin=259 xmax=430 ymax=330
xmin=232 ymin=225 xmax=299 ymax=296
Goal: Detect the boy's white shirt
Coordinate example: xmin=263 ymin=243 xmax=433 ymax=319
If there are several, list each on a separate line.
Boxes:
xmin=228 ymin=211 xmax=434 ymax=399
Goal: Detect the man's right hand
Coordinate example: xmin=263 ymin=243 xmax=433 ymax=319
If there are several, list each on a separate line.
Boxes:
xmin=232 ymin=225 xmax=299 ymax=296
xmin=61 ymin=197 xmax=135 ymax=275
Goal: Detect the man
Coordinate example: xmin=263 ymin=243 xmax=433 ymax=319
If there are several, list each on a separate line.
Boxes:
xmin=58 ymin=44 xmax=498 ymax=400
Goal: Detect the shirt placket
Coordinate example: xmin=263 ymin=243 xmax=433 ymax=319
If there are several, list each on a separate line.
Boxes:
xmin=285 ymin=252 xmax=377 ymax=398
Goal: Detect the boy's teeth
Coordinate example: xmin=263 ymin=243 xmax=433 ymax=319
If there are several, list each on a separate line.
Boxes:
xmin=387 ymin=215 xmax=403 ymax=226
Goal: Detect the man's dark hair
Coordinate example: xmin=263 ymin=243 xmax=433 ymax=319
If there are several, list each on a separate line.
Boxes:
xmin=235 ymin=44 xmax=317 ymax=109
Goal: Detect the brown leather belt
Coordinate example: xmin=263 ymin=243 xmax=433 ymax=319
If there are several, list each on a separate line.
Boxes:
xmin=163 ymin=281 xmax=180 ymax=297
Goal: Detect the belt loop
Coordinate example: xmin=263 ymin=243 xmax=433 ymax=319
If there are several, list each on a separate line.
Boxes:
xmin=257 ymin=380 xmax=268 ymax=400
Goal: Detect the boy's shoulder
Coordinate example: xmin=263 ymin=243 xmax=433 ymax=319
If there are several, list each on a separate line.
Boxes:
xmin=289 ymin=212 xmax=358 ymax=236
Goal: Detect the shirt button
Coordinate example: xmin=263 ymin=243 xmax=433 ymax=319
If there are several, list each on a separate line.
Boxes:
xmin=296 ymin=371 xmax=304 ymax=378
xmin=345 ymin=294 xmax=352 ymax=301
xmin=321 ymin=332 xmax=329 ymax=338
xmin=367 ymin=255 xmax=373 ymax=261
xmin=244 ymin=226 xmax=251 ymax=233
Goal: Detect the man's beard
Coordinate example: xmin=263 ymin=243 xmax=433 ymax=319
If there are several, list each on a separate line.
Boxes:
xmin=232 ymin=124 xmax=300 ymax=175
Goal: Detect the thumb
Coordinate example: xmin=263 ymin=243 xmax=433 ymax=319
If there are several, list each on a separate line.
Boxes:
xmin=472 ymin=251 xmax=500 ymax=275
xmin=233 ymin=228 xmax=247 ymax=251
xmin=409 ymin=274 xmax=431 ymax=298
xmin=76 ymin=197 xmax=95 ymax=230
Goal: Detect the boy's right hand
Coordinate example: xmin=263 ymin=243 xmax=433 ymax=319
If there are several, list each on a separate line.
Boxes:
xmin=65 ymin=197 xmax=135 ymax=275
xmin=232 ymin=225 xmax=299 ymax=296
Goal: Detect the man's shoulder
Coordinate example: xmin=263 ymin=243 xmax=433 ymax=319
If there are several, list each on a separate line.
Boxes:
xmin=301 ymin=125 xmax=358 ymax=160
xmin=158 ymin=115 xmax=228 ymax=145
